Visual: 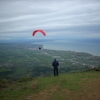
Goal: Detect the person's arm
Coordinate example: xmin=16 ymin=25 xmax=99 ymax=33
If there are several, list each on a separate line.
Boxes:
xmin=58 ymin=62 xmax=59 ymax=66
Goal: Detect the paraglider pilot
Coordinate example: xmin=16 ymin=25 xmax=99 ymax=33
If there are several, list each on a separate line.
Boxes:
xmin=52 ymin=59 xmax=59 ymax=76
xmin=39 ymin=47 xmax=41 ymax=50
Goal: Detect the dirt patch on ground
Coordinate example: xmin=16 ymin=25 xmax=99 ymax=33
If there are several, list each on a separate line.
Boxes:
xmin=26 ymin=77 xmax=100 ymax=100
xmin=81 ymin=78 xmax=100 ymax=100
xmin=26 ymin=83 xmax=60 ymax=100
xmin=61 ymin=78 xmax=100 ymax=100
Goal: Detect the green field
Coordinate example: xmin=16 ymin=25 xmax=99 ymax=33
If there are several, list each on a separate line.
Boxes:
xmin=0 ymin=71 xmax=100 ymax=100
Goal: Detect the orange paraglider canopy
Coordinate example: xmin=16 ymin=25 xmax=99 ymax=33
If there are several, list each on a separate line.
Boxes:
xmin=32 ymin=29 xmax=46 ymax=36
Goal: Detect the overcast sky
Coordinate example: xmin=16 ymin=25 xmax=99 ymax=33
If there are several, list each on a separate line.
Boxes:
xmin=0 ymin=0 xmax=100 ymax=40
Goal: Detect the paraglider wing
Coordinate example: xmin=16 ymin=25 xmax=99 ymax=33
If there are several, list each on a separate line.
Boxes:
xmin=32 ymin=29 xmax=46 ymax=36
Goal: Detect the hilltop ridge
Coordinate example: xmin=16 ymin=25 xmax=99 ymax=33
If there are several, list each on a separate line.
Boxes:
xmin=0 ymin=71 xmax=100 ymax=100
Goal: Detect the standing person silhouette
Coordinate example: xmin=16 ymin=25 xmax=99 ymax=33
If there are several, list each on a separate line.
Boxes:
xmin=52 ymin=59 xmax=59 ymax=76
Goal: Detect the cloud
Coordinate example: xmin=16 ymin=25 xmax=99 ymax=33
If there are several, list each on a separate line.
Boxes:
xmin=0 ymin=37 xmax=11 ymax=40
xmin=0 ymin=0 xmax=100 ymax=38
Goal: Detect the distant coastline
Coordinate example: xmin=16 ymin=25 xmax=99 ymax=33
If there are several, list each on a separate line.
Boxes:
xmin=0 ymin=38 xmax=100 ymax=56
xmin=35 ymin=40 xmax=100 ymax=57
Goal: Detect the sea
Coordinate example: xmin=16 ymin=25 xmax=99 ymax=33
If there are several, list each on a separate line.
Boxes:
xmin=34 ymin=38 xmax=100 ymax=57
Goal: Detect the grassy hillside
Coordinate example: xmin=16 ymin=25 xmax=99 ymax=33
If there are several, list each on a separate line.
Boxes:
xmin=0 ymin=71 xmax=100 ymax=100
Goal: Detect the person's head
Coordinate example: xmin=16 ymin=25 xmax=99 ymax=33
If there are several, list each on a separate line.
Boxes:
xmin=54 ymin=59 xmax=56 ymax=62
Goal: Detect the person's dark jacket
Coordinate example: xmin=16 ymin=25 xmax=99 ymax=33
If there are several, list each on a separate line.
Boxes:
xmin=52 ymin=59 xmax=59 ymax=68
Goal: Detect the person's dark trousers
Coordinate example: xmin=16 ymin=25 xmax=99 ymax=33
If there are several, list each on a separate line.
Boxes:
xmin=54 ymin=68 xmax=58 ymax=76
